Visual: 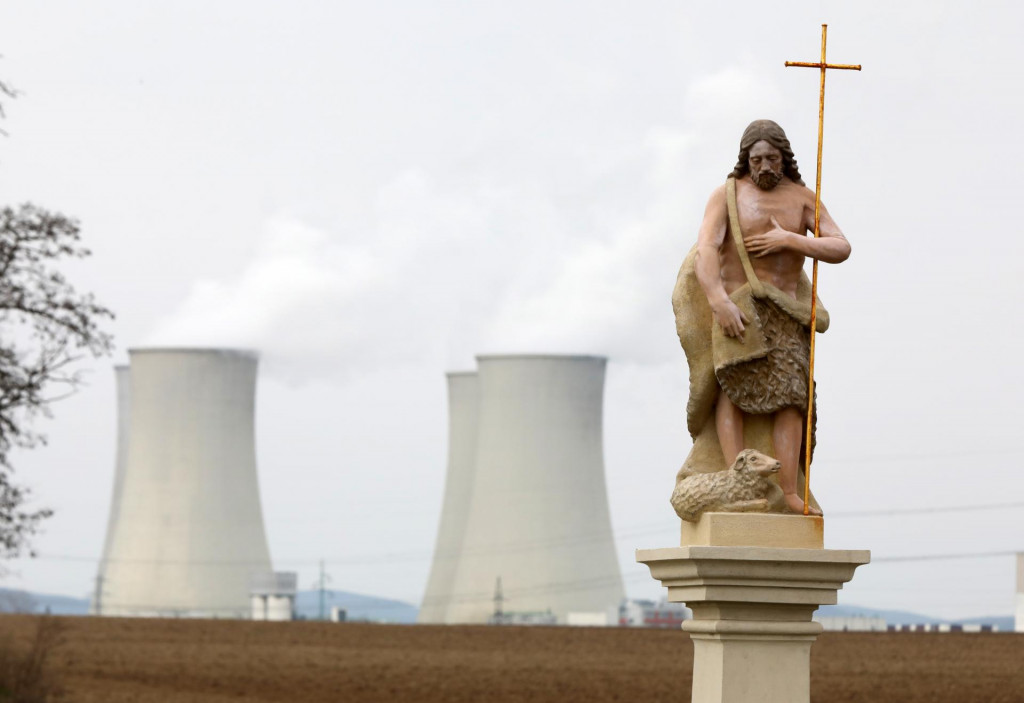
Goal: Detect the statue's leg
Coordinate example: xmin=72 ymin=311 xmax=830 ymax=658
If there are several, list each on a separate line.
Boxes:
xmin=715 ymin=392 xmax=745 ymax=465
xmin=774 ymin=406 xmax=821 ymax=516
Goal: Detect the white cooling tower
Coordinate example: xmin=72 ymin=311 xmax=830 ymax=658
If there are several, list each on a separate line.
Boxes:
xmin=445 ymin=355 xmax=624 ymax=624
xmin=91 ymin=365 xmax=130 ymax=615
xmin=100 ymin=349 xmax=272 ymax=617
xmin=418 ymin=372 xmax=479 ymax=623
xmin=1017 ymin=553 xmax=1024 ymax=633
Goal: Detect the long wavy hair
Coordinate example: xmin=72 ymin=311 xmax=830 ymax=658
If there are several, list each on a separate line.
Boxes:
xmin=729 ymin=120 xmax=805 ymax=186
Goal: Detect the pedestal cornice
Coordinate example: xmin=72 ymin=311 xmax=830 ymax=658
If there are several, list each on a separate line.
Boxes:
xmin=638 ymin=545 xmax=869 ymax=607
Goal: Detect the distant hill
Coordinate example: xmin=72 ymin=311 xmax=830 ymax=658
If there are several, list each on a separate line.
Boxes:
xmin=0 ymin=586 xmax=1012 ymax=630
xmin=0 ymin=586 xmax=418 ymax=623
xmin=819 ymin=603 xmax=934 ymax=624
xmin=295 ymin=589 xmax=418 ymax=623
xmin=0 ymin=587 xmax=90 ymax=616
xmin=817 ymin=604 xmax=1014 ymax=630
xmin=962 ymin=615 xmax=1015 ymax=631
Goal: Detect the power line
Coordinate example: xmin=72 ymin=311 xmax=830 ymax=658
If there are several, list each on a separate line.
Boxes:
xmin=822 ymin=448 xmax=1018 ymax=464
xmin=829 ymin=501 xmax=1024 ymax=518
xmin=873 ymin=550 xmax=1020 ymax=564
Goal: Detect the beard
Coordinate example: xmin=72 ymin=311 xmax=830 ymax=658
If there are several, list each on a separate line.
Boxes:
xmin=753 ymin=169 xmax=782 ymax=190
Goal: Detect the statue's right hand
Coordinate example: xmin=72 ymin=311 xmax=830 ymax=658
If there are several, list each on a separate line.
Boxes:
xmin=711 ymin=300 xmax=749 ymax=338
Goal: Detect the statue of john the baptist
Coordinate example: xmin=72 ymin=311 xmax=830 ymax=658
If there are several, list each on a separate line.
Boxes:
xmin=671 ymin=119 xmax=851 ymax=517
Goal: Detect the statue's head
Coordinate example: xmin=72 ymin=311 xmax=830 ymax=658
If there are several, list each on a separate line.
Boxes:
xmin=730 ymin=119 xmax=805 ymax=189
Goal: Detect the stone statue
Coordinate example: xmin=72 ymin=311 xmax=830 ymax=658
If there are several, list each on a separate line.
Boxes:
xmin=672 ymin=119 xmax=851 ymax=518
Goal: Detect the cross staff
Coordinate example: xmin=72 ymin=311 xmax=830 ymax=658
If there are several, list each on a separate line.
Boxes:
xmin=785 ymin=25 xmax=860 ymax=516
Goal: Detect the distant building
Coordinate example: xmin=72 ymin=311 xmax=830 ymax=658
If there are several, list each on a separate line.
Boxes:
xmin=887 ymin=623 xmax=999 ymax=633
xmin=815 ymin=615 xmax=887 ymax=632
xmin=489 ymin=610 xmax=558 ymax=626
xmin=618 ymin=599 xmax=689 ymax=629
xmin=566 ymin=608 xmax=620 ymax=627
xmin=251 ymin=572 xmax=297 ymax=621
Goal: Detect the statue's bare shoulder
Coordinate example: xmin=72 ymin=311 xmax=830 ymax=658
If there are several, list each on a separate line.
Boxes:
xmin=697 ymin=182 xmax=729 ymax=250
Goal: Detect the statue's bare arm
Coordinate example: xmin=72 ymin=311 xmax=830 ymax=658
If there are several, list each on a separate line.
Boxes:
xmin=695 ymin=184 xmax=748 ymax=338
xmin=745 ymin=193 xmax=851 ymax=263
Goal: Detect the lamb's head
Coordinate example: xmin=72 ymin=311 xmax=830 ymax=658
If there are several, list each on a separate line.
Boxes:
xmin=732 ymin=449 xmax=781 ymax=478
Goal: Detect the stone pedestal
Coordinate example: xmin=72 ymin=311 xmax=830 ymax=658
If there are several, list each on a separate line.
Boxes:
xmin=637 ymin=514 xmax=869 ymax=703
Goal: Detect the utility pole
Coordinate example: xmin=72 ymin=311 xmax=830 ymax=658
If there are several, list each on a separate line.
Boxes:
xmin=92 ymin=573 xmax=105 ymax=615
xmin=493 ymin=576 xmax=505 ymax=625
xmin=319 ymin=560 xmax=326 ymax=621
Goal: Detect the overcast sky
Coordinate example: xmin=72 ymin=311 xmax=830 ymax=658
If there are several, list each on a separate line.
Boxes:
xmin=0 ymin=0 xmax=1021 ymax=621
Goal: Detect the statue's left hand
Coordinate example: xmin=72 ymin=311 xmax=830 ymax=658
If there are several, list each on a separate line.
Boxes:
xmin=746 ymin=216 xmax=794 ymax=257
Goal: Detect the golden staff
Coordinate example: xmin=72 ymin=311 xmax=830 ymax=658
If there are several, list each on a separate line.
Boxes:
xmin=785 ymin=25 xmax=860 ymax=516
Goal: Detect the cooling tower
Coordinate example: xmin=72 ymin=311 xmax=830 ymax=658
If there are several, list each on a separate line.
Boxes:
xmin=1017 ymin=554 xmax=1024 ymax=633
xmin=445 ymin=355 xmax=624 ymax=624
xmin=91 ymin=365 xmax=130 ymax=615
xmin=418 ymin=372 xmax=479 ymax=623
xmin=100 ymin=349 xmax=272 ymax=617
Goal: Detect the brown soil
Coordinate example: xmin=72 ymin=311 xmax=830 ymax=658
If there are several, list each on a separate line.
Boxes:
xmin=1 ymin=615 xmax=1023 ymax=702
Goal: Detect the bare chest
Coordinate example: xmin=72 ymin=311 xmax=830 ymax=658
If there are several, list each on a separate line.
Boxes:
xmin=735 ymin=186 xmax=807 ymax=237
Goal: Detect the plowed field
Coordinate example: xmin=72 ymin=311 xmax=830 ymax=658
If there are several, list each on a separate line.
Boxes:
xmin=1 ymin=615 xmax=1022 ymax=702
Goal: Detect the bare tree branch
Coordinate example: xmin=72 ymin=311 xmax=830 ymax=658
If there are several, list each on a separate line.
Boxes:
xmin=0 ymin=206 xmax=114 ymax=558
xmin=0 ymin=63 xmax=16 ymax=137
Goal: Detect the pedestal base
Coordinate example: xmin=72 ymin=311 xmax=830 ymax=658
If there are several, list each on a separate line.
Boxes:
xmin=637 ymin=544 xmax=869 ymax=703
xmin=680 ymin=512 xmax=824 ymax=549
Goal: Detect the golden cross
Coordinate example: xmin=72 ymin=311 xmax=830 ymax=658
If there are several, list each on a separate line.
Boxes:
xmin=785 ymin=25 xmax=860 ymax=516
